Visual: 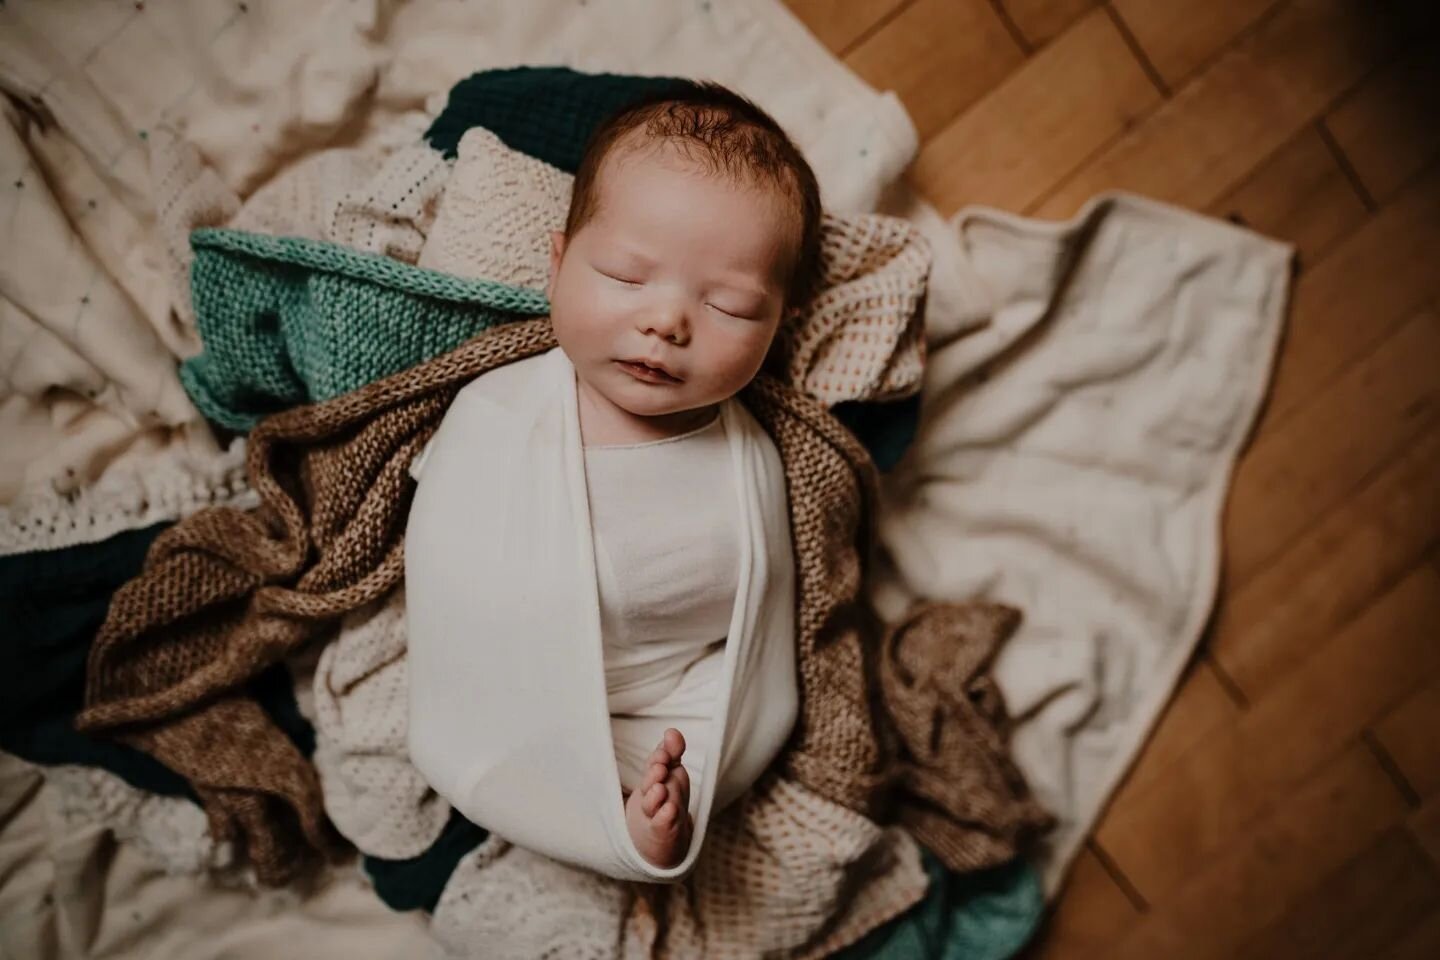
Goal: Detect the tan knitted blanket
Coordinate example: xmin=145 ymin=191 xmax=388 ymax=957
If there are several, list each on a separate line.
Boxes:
xmin=78 ymin=317 xmax=1051 ymax=893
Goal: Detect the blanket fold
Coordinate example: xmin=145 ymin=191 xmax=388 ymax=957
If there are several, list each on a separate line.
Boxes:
xmin=879 ymin=603 xmax=1050 ymax=870
xmin=78 ymin=317 xmax=1050 ymax=891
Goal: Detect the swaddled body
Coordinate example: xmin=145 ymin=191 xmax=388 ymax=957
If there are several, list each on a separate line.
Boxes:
xmin=405 ymin=347 xmax=798 ymax=882
xmin=588 ymin=412 xmax=738 ymax=798
xmin=406 ymin=81 xmax=824 ymax=880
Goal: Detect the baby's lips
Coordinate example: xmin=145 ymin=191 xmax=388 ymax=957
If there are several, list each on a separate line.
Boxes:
xmin=619 ymin=358 xmax=684 ymax=383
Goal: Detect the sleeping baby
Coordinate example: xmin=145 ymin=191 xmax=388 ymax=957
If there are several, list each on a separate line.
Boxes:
xmin=404 ymin=82 xmax=822 ymax=878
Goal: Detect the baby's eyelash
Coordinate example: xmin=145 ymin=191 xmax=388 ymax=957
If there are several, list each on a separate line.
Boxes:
xmin=708 ymin=304 xmax=753 ymax=320
xmin=600 ymin=270 xmax=641 ymax=286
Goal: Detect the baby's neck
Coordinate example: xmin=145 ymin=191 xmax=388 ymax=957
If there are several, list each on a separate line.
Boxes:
xmin=577 ymin=377 xmax=719 ymax=448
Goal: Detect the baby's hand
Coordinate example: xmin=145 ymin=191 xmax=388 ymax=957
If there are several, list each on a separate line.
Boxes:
xmin=624 ymin=727 xmax=693 ymax=868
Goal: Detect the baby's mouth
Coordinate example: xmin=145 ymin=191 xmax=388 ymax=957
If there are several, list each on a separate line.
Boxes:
xmin=616 ymin=359 xmax=682 ymax=384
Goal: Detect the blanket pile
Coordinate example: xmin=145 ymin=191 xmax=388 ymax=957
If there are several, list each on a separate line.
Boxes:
xmin=61 ymin=62 xmax=1053 ymax=956
xmin=76 ymin=310 xmax=1051 ymax=926
xmin=169 ymin=118 xmax=930 ymax=464
xmin=0 ymin=46 xmax=1061 ymax=955
xmin=0 ymin=1 xmax=1300 ymax=955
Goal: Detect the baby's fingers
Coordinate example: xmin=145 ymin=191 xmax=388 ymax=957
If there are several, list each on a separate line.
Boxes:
xmin=642 ymin=782 xmax=666 ymax=817
xmin=667 ymin=764 xmax=690 ymax=799
xmin=642 ymin=760 xmax=668 ymax=792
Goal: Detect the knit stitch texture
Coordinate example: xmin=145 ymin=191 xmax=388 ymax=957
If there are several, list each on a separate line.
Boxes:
xmin=179 ymin=229 xmax=549 ymax=430
xmin=424 ymin=66 xmax=692 ymax=171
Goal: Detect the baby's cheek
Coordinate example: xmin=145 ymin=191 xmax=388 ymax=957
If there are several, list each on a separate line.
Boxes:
xmin=574 ymin=289 xmax=626 ymax=327
xmin=554 ymin=291 xmax=609 ymax=335
xmin=704 ymin=337 xmax=761 ymax=394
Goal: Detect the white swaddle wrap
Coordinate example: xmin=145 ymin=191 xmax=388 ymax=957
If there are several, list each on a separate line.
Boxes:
xmin=586 ymin=414 xmax=734 ymax=802
xmin=404 ymin=347 xmax=798 ymax=882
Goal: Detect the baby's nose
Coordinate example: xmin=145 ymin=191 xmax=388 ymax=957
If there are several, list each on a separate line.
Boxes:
xmin=644 ymin=307 xmax=689 ymax=344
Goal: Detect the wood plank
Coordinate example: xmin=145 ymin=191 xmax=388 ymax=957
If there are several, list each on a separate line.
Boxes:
xmin=1409 ymin=794 xmax=1440 ymax=876
xmin=1035 ymin=0 xmax=1398 ymax=218
xmin=1109 ymin=658 xmax=1241 ymax=802
xmin=1109 ymin=0 xmax=1279 ymax=87
xmin=1001 ymin=0 xmax=1099 ymax=48
xmin=843 ymin=0 xmax=1024 ymax=143
xmin=1264 ymin=164 xmax=1440 ymax=422
xmin=780 ymin=0 xmax=906 ymax=56
xmin=1104 ymin=743 xmax=1411 ymax=959
xmin=1382 ymin=911 xmax=1440 ymax=960
xmin=1023 ymin=845 xmax=1142 ymax=959
xmin=1096 ymin=563 xmax=1440 ymax=903
xmin=1211 ymin=421 xmax=1440 ymax=698
xmin=1222 ymin=309 xmax=1439 ymax=590
xmin=1210 ymin=124 xmax=1370 ymax=266
xmin=1324 ymin=46 xmax=1440 ymax=204
xmin=1373 ymin=674 xmax=1440 ymax=799
xmin=908 ymin=6 xmax=1160 ymax=215
xmin=1233 ymin=828 xmax=1440 ymax=960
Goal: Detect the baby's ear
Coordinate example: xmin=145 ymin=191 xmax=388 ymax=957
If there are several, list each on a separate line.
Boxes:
xmin=547 ymin=231 xmax=566 ymax=299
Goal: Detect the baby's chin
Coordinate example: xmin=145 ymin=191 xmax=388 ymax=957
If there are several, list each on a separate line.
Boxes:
xmin=593 ymin=378 xmax=714 ymax=421
xmin=610 ymin=391 xmax=707 ymax=421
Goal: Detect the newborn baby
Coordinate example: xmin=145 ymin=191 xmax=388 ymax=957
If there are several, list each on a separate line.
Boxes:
xmin=406 ymin=81 xmax=819 ymax=878
xmin=544 ymin=83 xmax=821 ymax=868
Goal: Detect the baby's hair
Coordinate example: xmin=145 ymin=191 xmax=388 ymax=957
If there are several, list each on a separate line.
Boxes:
xmin=565 ymin=81 xmax=823 ymax=312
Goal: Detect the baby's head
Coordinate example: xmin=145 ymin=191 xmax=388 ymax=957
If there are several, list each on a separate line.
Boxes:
xmin=547 ymin=82 xmax=821 ymax=434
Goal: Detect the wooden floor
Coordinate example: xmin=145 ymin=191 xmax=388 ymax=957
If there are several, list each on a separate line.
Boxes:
xmin=781 ymin=0 xmax=1440 ymax=956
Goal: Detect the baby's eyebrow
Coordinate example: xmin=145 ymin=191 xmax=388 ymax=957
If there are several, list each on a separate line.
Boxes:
xmin=708 ymin=272 xmax=776 ymax=301
xmin=607 ymin=246 xmax=659 ymax=269
xmin=711 ymin=284 xmax=770 ymax=303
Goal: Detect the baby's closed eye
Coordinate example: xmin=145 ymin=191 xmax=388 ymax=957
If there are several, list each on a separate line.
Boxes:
xmin=599 ymin=269 xmax=642 ymax=286
xmin=707 ymin=303 xmax=754 ymax=319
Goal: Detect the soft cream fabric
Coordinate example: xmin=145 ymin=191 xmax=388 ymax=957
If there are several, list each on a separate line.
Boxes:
xmin=312 ymin=588 xmax=453 ymax=861
xmin=228 ymin=112 xmax=449 ymax=263
xmin=0 ymin=755 xmax=436 ymax=960
xmin=0 ymin=100 xmax=223 ymax=513
xmin=44 ymin=764 xmax=233 ymax=876
xmin=869 ymin=190 xmax=1292 ymax=892
xmin=417 ymin=128 xmax=572 ymax=291
xmin=0 ymin=428 xmax=254 ymax=555
xmin=147 ymin=127 xmax=242 ymax=342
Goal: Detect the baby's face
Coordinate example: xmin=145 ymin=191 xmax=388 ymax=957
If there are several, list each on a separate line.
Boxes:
xmin=547 ymin=147 xmax=794 ymax=427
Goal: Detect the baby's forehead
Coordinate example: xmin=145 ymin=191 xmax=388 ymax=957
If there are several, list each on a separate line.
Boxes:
xmin=593 ymin=139 xmax=802 ymax=238
xmin=601 ymin=136 xmax=769 ymax=191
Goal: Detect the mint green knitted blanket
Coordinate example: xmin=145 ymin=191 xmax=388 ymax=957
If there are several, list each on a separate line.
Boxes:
xmin=180 ymin=228 xmax=549 ymax=430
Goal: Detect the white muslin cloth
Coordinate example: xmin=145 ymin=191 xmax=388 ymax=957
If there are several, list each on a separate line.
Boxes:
xmin=404 ymin=347 xmax=798 ymax=883
xmin=585 ymin=414 xmax=738 ymax=801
